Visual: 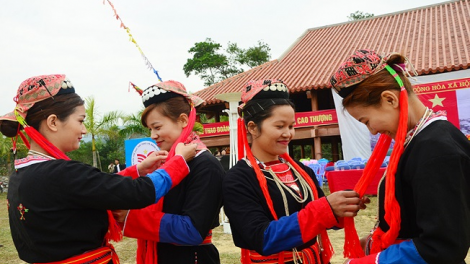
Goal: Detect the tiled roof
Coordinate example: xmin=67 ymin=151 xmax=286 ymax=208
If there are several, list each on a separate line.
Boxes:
xmin=195 ymin=0 xmax=470 ymax=105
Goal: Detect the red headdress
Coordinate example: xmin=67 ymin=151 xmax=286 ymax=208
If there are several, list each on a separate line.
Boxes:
xmin=0 ymin=74 xmax=76 ymax=157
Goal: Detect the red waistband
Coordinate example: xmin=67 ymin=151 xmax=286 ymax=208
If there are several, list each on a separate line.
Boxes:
xmin=201 ymin=230 xmax=213 ymax=245
xmin=242 ymin=244 xmax=321 ymax=264
xmin=34 ymin=245 xmax=119 ymax=264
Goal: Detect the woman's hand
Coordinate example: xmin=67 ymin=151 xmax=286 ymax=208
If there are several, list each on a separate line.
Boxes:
xmin=136 ymin=150 xmax=169 ymax=176
xmin=326 ymin=191 xmax=362 ymax=218
xmin=175 ymin=143 xmax=197 ymax=162
xmin=112 ymin=209 xmax=129 ymax=223
xmin=360 ymin=235 xmax=369 ymax=251
xmin=359 ymin=196 xmax=371 ymax=210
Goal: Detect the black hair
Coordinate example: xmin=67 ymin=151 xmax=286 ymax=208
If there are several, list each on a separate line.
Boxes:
xmin=242 ymin=99 xmax=295 ymax=134
xmin=141 ymin=96 xmax=190 ymax=128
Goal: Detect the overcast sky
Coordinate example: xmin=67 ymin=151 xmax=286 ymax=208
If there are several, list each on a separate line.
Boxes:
xmin=0 ymin=0 xmax=447 ymax=118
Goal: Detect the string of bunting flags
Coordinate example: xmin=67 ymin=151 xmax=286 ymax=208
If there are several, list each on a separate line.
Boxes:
xmin=129 ymin=82 xmax=143 ymax=95
xmin=103 ymin=0 xmax=163 ymax=82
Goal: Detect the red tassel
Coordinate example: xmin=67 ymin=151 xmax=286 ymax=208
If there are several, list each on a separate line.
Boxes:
xmin=246 ymin=142 xmax=278 ymax=220
xmin=24 ymin=126 xmax=69 ymax=160
xmin=136 ymin=239 xmax=146 ymax=264
xmin=342 ymin=134 xmax=391 ymax=258
xmin=381 ymin=89 xmax=407 ymax=248
xmin=370 ymin=227 xmax=385 ymax=253
xmin=237 ymin=118 xmax=245 ymax=161
xmin=18 ymin=131 xmax=30 ymax=149
xmin=343 ymin=218 xmax=365 ymax=258
xmin=237 ymin=117 xmax=278 ymax=219
xmin=354 ymin=135 xmax=392 ymax=196
xmin=320 ymin=229 xmax=335 ymax=264
xmin=105 ymin=210 xmax=123 ymax=242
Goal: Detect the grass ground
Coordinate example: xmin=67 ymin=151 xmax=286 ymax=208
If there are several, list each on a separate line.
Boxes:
xmin=1 ymin=192 xmax=469 ymax=263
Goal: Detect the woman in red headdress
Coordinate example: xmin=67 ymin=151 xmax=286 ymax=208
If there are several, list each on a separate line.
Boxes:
xmin=330 ymin=50 xmax=470 ymax=264
xmin=113 ymin=80 xmax=224 ymax=263
xmin=0 ymin=74 xmax=197 ymax=264
xmin=223 ymin=79 xmax=368 ymax=264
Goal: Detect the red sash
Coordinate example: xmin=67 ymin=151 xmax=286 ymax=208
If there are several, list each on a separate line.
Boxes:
xmin=201 ymin=229 xmax=213 ymax=245
xmin=243 ymin=244 xmax=322 ymax=264
xmin=35 ymin=245 xmax=119 ymax=264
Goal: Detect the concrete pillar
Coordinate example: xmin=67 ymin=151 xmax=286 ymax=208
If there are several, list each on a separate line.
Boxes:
xmin=308 ymin=90 xmax=322 ymax=159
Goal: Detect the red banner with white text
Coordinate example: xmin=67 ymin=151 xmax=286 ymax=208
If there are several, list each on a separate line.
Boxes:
xmin=414 ymin=77 xmax=470 ymax=134
xmin=200 ymin=110 xmax=338 ymax=137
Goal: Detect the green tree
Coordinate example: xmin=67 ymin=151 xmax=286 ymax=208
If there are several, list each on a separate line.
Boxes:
xmin=227 ymin=41 xmax=271 ymax=68
xmin=68 ymin=141 xmax=93 ymax=165
xmin=183 ymin=38 xmax=230 ymax=86
xmin=0 ymin=136 xmax=13 ymax=175
xmin=84 ymin=96 xmax=122 ymax=169
xmin=98 ymin=125 xmax=126 ymax=171
xmin=348 ymin=11 xmax=374 ymax=21
xmin=0 ymin=135 xmax=28 ymax=175
xmin=193 ymin=122 xmax=204 ymax=134
xmin=119 ymin=109 xmax=150 ymax=139
xmin=184 ymin=38 xmax=271 ymax=86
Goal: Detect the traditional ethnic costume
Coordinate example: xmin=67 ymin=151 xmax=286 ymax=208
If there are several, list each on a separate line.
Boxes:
xmin=123 ymin=80 xmax=224 ymax=263
xmin=330 ymin=50 xmax=470 ymax=263
xmin=223 ymin=80 xmax=340 ymax=264
xmin=2 ymin=75 xmax=190 ymax=264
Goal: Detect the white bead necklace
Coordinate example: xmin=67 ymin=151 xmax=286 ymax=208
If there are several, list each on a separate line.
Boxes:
xmin=404 ymin=107 xmax=433 ymax=148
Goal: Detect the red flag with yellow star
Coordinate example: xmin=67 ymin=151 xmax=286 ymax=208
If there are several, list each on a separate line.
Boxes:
xmin=418 ymin=90 xmax=460 ymax=129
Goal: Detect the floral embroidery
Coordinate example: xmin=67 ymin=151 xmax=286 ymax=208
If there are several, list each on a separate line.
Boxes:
xmin=17 ymin=203 xmax=29 ymax=220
